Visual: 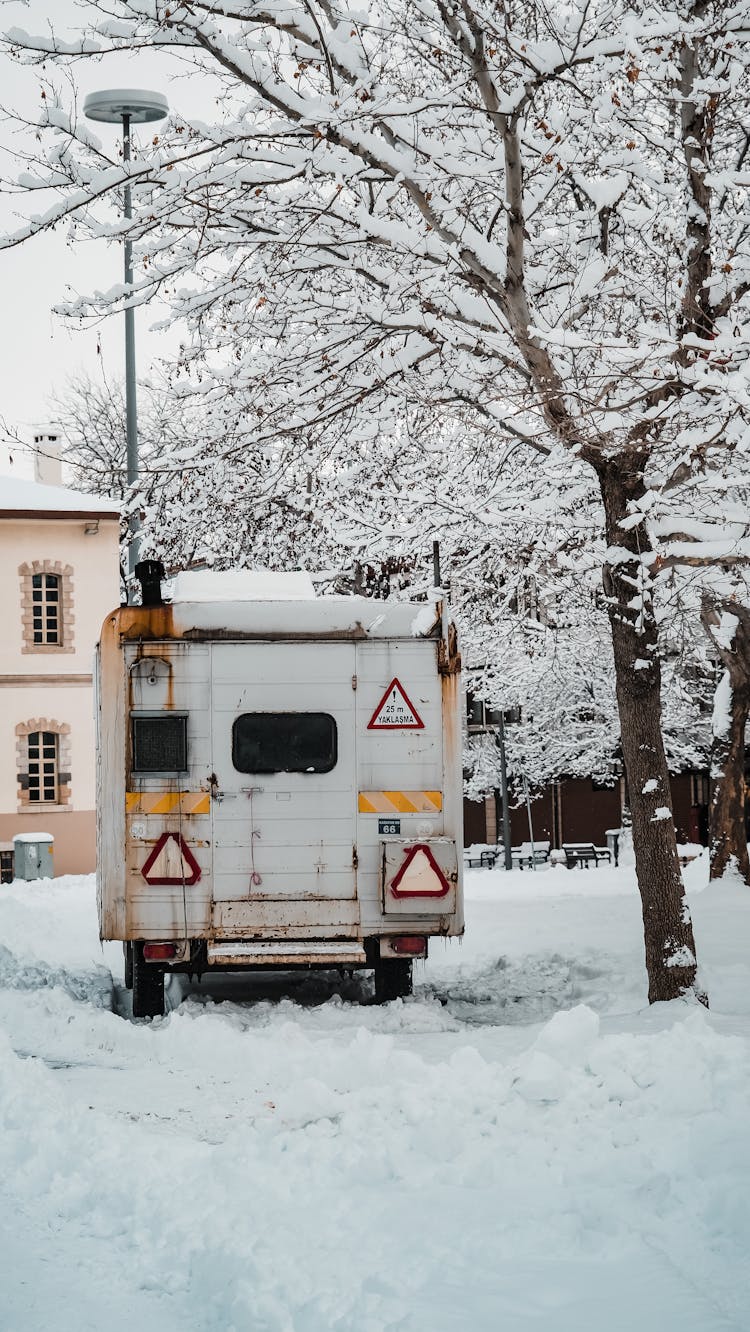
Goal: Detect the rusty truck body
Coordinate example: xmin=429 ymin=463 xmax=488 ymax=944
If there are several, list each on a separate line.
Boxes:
xmin=96 ymin=565 xmax=464 ymax=1016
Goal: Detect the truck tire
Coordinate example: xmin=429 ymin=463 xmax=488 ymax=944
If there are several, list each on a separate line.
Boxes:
xmin=131 ymin=943 xmax=165 ymax=1018
xmin=374 ymin=958 xmax=413 ymax=1003
xmin=123 ymin=941 xmax=133 ymax=990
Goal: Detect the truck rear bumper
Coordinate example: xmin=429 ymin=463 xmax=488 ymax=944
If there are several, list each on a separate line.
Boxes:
xmin=206 ymin=939 xmax=367 ymax=967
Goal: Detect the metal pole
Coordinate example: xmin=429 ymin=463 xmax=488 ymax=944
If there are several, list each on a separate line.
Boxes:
xmin=496 ymin=714 xmax=512 ymax=870
xmin=523 ymin=773 xmax=536 ymax=870
xmin=432 ymin=539 xmax=450 ymax=658
xmin=122 ymin=113 xmax=140 ymax=591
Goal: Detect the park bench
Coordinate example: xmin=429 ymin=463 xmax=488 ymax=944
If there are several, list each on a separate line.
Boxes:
xmin=514 ymin=840 xmax=551 ymax=869
xmin=562 ymin=842 xmax=612 ymax=869
xmin=464 ymin=847 xmax=500 ymax=869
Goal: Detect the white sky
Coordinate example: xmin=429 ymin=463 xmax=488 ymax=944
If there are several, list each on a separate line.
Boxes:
xmin=0 ymin=0 xmax=217 ymax=474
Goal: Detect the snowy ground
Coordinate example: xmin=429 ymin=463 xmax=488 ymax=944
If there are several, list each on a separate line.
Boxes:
xmin=1 ymin=859 xmax=749 ymax=1332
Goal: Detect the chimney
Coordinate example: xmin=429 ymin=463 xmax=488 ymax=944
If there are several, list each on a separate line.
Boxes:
xmin=33 ymin=432 xmax=62 ymax=487
xmin=135 ymin=560 xmax=165 ymax=607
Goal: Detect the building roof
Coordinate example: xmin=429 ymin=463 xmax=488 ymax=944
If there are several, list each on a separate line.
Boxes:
xmin=0 ymin=474 xmax=120 ymax=520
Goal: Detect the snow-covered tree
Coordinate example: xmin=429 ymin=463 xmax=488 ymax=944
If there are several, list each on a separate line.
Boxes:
xmin=7 ymin=1 xmax=750 ymax=1002
xmin=460 ymin=503 xmax=715 ymax=808
xmin=54 ymin=371 xmax=358 ymax=573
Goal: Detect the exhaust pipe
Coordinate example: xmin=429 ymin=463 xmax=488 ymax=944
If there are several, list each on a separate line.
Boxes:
xmin=135 ymin=560 xmax=165 ymax=608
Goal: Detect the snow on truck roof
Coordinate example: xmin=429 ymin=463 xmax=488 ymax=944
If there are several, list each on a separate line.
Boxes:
xmin=149 ymin=569 xmax=442 ymax=639
xmin=0 ymin=474 xmax=120 ymax=519
xmin=160 ymin=595 xmax=440 ymax=640
xmin=167 ymin=569 xmax=316 ymax=601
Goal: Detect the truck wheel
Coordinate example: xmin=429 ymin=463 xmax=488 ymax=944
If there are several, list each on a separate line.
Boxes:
xmin=131 ymin=943 xmax=165 ymax=1018
xmin=374 ymin=958 xmax=413 ymax=1003
xmin=123 ymin=942 xmax=133 ymax=990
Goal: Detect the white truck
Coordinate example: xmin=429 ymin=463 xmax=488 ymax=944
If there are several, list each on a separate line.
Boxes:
xmin=96 ymin=562 xmax=464 ymax=1016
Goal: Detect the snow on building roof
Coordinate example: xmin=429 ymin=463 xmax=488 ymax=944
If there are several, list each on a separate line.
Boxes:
xmin=168 ymin=569 xmax=317 ymax=602
xmin=0 ymin=474 xmax=120 ymax=519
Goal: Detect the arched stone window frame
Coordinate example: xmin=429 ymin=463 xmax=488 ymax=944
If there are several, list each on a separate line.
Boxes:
xmin=15 ymin=719 xmax=72 ymax=809
xmin=18 ymin=561 xmax=75 ymax=653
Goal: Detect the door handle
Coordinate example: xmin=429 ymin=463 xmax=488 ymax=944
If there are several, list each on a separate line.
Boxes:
xmin=211 ymin=786 xmax=263 ymax=803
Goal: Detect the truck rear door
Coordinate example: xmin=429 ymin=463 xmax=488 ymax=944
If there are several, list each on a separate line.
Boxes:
xmin=210 ymin=643 xmax=357 ymax=909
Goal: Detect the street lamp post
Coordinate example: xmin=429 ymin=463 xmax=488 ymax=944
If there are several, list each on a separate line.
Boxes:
xmin=83 ymin=89 xmax=168 ymax=596
xmin=495 ymin=714 xmax=513 ymax=870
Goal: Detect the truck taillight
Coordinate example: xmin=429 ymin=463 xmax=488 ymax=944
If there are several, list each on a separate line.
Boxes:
xmin=143 ymin=943 xmax=177 ymax=961
xmin=391 ymin=936 xmax=427 ymax=956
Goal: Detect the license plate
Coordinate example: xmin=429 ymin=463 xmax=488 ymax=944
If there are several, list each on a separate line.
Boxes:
xmin=378 ymin=818 xmax=401 ymax=835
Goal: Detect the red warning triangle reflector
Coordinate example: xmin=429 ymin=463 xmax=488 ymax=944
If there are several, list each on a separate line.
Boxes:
xmin=141 ymin=832 xmax=201 ymax=886
xmin=390 ymin=844 xmax=450 ymax=898
xmin=367 ymin=677 xmax=424 ymax=730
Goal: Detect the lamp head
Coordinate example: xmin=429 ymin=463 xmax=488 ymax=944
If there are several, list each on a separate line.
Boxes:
xmin=84 ymin=89 xmax=168 ymax=124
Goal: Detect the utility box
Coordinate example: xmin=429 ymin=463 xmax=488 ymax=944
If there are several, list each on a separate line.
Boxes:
xmin=13 ymin=833 xmax=54 ymax=881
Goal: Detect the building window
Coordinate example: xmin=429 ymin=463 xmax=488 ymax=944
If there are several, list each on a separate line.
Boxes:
xmin=15 ymin=720 xmax=72 ymax=809
xmin=27 ymin=731 xmax=58 ymax=802
xmin=32 ymin=573 xmax=61 ymax=644
xmin=19 ymin=562 xmax=75 ymax=653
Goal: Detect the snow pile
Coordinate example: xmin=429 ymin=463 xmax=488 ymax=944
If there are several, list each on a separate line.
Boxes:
xmin=0 ymin=870 xmax=749 ymax=1330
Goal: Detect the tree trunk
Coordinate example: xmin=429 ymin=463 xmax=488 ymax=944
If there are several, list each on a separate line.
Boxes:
xmin=700 ymin=599 xmax=750 ymax=883
xmin=599 ymin=462 xmax=705 ymax=1005
xmin=708 ymin=668 xmax=750 ymax=884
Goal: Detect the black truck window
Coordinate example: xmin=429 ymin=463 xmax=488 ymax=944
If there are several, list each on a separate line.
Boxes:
xmin=232 ymin=713 xmax=337 ymax=774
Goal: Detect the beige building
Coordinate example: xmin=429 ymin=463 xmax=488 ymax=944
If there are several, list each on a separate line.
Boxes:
xmin=0 ymin=471 xmax=120 ymax=875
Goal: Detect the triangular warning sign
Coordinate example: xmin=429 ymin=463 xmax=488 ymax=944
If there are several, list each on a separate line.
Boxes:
xmin=390 ymin=844 xmax=450 ymax=898
xmin=367 ymin=678 xmax=424 ymax=730
xmin=141 ymin=832 xmax=201 ymax=886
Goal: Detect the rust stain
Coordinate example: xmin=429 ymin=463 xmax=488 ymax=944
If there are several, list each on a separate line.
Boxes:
xmin=441 ymin=666 xmax=461 ymax=780
xmin=117 ymin=604 xmax=176 ymax=642
xmin=438 ymin=621 xmax=461 ymax=676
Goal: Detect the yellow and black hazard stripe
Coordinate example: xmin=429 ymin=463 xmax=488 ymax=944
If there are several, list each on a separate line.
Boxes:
xmin=126 ymin=792 xmax=210 ymax=816
xmin=358 ymin=790 xmax=442 ymax=814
